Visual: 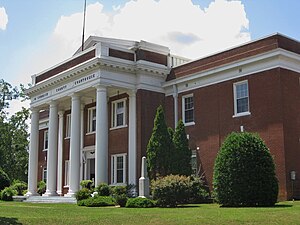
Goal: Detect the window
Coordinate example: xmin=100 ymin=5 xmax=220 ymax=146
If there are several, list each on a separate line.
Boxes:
xmin=111 ymin=99 xmax=126 ymax=128
xmin=43 ymin=130 xmax=48 ymax=151
xmin=234 ymin=81 xmax=250 ymax=116
xmin=191 ymin=150 xmax=198 ymax=175
xmin=182 ymin=94 xmax=194 ymax=125
xmin=64 ymin=160 xmax=69 ymax=186
xmin=65 ymin=114 xmax=71 ymax=138
xmin=42 ymin=167 xmax=47 ymax=183
xmin=87 ymin=107 xmax=96 ymax=133
xmin=111 ymin=154 xmax=126 ymax=184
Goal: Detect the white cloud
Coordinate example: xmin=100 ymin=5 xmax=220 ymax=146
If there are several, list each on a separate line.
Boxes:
xmin=22 ymin=0 xmax=250 ymax=78
xmin=0 ymin=7 xmax=8 ymax=30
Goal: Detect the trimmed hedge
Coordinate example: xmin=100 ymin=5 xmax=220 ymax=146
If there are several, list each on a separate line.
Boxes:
xmin=114 ymin=194 xmax=128 ymax=207
xmin=1 ymin=187 xmax=17 ymax=201
xmin=95 ymin=183 xmax=111 ymax=196
xmin=213 ymin=132 xmax=278 ymax=207
xmin=0 ymin=169 xmax=10 ymax=191
xmin=75 ymin=188 xmax=91 ymax=201
xmin=78 ymin=196 xmax=115 ymax=207
xmin=126 ymin=197 xmax=156 ymax=208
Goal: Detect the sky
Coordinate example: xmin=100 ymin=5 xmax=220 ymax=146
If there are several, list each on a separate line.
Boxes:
xmin=0 ymin=0 xmax=299 ymax=113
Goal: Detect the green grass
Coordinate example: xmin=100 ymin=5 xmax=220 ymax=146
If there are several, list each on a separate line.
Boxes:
xmin=0 ymin=201 xmax=300 ymax=225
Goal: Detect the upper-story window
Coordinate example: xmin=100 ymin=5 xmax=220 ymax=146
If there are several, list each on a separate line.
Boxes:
xmin=87 ymin=107 xmax=96 ymax=133
xmin=43 ymin=130 xmax=48 ymax=151
xmin=111 ymin=99 xmax=126 ymax=128
xmin=182 ymin=94 xmax=194 ymax=125
xmin=65 ymin=114 xmax=71 ymax=138
xmin=234 ymin=80 xmax=250 ymax=116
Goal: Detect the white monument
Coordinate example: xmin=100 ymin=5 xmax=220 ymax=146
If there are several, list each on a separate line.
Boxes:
xmin=139 ymin=156 xmax=150 ymax=198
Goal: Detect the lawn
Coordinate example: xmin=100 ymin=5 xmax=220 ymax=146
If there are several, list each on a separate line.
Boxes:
xmin=0 ymin=201 xmax=300 ymax=225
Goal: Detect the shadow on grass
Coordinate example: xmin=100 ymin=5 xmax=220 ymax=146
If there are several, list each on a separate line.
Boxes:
xmin=220 ymin=204 xmax=293 ymax=208
xmin=0 ymin=217 xmax=22 ymax=225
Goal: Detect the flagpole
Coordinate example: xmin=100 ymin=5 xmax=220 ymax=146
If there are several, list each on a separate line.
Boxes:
xmin=81 ymin=0 xmax=87 ymax=52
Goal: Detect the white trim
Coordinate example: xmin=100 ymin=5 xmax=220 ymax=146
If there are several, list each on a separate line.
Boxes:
xmin=182 ymin=94 xmax=195 ymax=125
xmin=233 ymin=80 xmax=250 ymax=116
xmin=87 ymin=107 xmax=96 ymax=133
xmin=111 ymin=154 xmax=127 ymax=185
xmin=111 ymin=98 xmax=127 ymax=128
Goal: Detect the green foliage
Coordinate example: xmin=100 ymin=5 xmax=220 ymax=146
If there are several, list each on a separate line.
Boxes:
xmin=78 ymin=196 xmax=115 ymax=207
xmin=171 ymin=120 xmax=192 ymax=176
xmin=95 ymin=183 xmax=111 ymax=196
xmin=0 ymin=168 xmax=10 ymax=191
xmin=151 ymin=174 xmax=209 ymax=207
xmin=213 ymin=132 xmax=278 ymax=207
xmin=111 ymin=185 xmax=126 ymax=196
xmin=125 ymin=197 xmax=156 ymax=208
xmin=75 ymin=188 xmax=91 ymax=201
xmin=1 ymin=187 xmax=17 ymax=201
xmin=80 ymin=180 xmax=93 ymax=190
xmin=114 ymin=194 xmax=128 ymax=207
xmin=11 ymin=180 xmax=27 ymax=196
xmin=147 ymin=105 xmax=173 ymax=180
xmin=37 ymin=181 xmax=46 ymax=196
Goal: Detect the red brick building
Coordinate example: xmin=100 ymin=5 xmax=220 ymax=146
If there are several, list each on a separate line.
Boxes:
xmin=25 ymin=34 xmax=300 ymax=201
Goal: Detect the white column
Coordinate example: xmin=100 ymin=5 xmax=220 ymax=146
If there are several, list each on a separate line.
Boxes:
xmin=57 ymin=111 xmax=64 ymax=196
xmin=26 ymin=108 xmax=39 ymax=197
xmin=43 ymin=101 xmax=59 ymax=196
xmin=173 ymin=84 xmax=178 ymax=128
xmin=128 ymin=90 xmax=137 ymax=186
xmin=80 ymin=104 xmax=84 ymax=183
xmin=66 ymin=94 xmax=81 ymax=197
xmin=95 ymin=85 xmax=108 ymax=185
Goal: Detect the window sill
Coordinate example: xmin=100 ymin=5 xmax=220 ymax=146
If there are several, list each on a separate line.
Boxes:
xmin=63 ymin=185 xmax=69 ymax=188
xmin=232 ymin=112 xmax=251 ymax=118
xmin=86 ymin=131 xmax=96 ymax=135
xmin=110 ymin=125 xmax=127 ymax=131
xmin=64 ymin=137 xmax=70 ymax=140
xmin=184 ymin=122 xmax=195 ymax=127
xmin=110 ymin=183 xmax=126 ymax=186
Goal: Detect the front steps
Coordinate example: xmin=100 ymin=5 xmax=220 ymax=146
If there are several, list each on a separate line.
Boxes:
xmin=25 ymin=196 xmax=77 ymax=204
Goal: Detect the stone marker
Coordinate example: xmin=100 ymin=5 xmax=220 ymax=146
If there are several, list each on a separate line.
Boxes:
xmin=139 ymin=156 xmax=149 ymax=198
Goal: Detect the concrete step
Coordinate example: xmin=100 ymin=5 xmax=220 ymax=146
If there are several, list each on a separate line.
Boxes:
xmin=25 ymin=196 xmax=77 ymax=204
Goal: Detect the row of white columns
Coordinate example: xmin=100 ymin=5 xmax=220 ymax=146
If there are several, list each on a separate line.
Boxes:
xmin=26 ymin=85 xmax=137 ymax=197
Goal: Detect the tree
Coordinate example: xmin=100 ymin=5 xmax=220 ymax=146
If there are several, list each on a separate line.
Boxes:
xmin=171 ymin=120 xmax=192 ymax=176
xmin=0 ymin=79 xmax=29 ymax=182
xmin=213 ymin=132 xmax=278 ymax=207
xmin=147 ymin=105 xmax=172 ymax=180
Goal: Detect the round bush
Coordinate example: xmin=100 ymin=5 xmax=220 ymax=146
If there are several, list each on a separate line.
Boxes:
xmin=126 ymin=197 xmax=156 ymax=208
xmin=11 ymin=180 xmax=28 ymax=196
xmin=80 ymin=180 xmax=93 ymax=190
xmin=1 ymin=187 xmax=17 ymax=201
xmin=75 ymin=188 xmax=91 ymax=201
xmin=0 ymin=169 xmax=10 ymax=191
xmin=114 ymin=194 xmax=128 ymax=207
xmin=83 ymin=196 xmax=115 ymax=207
xmin=213 ymin=132 xmax=278 ymax=207
xmin=95 ymin=183 xmax=111 ymax=196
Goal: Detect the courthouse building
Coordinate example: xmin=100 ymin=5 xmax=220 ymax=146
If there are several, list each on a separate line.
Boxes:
xmin=25 ymin=33 xmax=300 ymax=200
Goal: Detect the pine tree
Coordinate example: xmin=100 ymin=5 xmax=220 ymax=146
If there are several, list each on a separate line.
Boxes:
xmin=146 ymin=105 xmax=172 ymax=180
xmin=172 ymin=120 xmax=192 ymax=176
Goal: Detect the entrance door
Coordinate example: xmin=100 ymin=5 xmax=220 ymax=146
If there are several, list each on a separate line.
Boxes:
xmin=87 ymin=158 xmax=95 ymax=182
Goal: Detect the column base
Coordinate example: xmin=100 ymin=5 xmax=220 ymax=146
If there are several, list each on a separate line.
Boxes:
xmin=25 ymin=191 xmax=39 ymax=197
xmin=43 ymin=190 xmax=59 ymax=197
xmin=64 ymin=192 xmax=76 ymax=198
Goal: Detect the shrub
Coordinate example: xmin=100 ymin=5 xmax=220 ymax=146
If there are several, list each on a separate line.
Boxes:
xmin=114 ymin=194 xmax=128 ymax=207
xmin=82 ymin=196 xmax=115 ymax=207
xmin=0 ymin=169 xmax=10 ymax=191
xmin=213 ymin=132 xmax=278 ymax=207
xmin=75 ymin=188 xmax=91 ymax=201
xmin=95 ymin=183 xmax=111 ymax=196
xmin=80 ymin=180 xmax=94 ymax=190
xmin=37 ymin=181 xmax=46 ymax=195
xmin=189 ymin=176 xmax=210 ymax=203
xmin=126 ymin=197 xmax=156 ymax=208
xmin=1 ymin=187 xmax=17 ymax=201
xmin=11 ymin=180 xmax=27 ymax=196
xmin=152 ymin=175 xmax=190 ymax=207
xmin=111 ymin=185 xmax=127 ymax=196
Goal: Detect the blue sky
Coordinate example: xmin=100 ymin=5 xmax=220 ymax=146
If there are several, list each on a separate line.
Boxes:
xmin=0 ymin=0 xmax=299 ymax=88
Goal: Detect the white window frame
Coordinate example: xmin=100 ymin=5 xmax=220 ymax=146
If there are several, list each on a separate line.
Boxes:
xmin=182 ymin=94 xmax=195 ymax=126
xmin=64 ymin=160 xmax=69 ymax=187
xmin=233 ymin=80 xmax=251 ymax=117
xmin=87 ymin=107 xmax=96 ymax=134
xmin=43 ymin=130 xmax=48 ymax=151
xmin=42 ymin=167 xmax=47 ymax=183
xmin=191 ymin=150 xmax=198 ymax=175
xmin=65 ymin=114 xmax=71 ymax=138
xmin=111 ymin=98 xmax=127 ymax=129
xmin=111 ymin=154 xmax=127 ymax=185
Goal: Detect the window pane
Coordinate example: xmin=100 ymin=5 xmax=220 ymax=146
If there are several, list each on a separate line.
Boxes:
xmin=184 ymin=96 xmax=194 ymax=123
xmin=116 ymin=156 xmax=124 ymax=183
xmin=237 ymin=97 xmax=249 ymax=113
xmin=44 ymin=131 xmax=48 ymax=149
xmin=236 ymin=83 xmax=248 ymax=99
xmin=116 ymin=113 xmax=124 ymax=126
xmin=191 ymin=150 xmax=197 ymax=175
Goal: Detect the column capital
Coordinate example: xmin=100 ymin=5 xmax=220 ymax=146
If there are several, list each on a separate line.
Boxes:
xmin=48 ymin=100 xmax=58 ymax=108
xmin=58 ymin=111 xmax=64 ymax=117
xmin=128 ymin=89 xmax=137 ymax=97
xmin=30 ymin=107 xmax=40 ymax=113
xmin=94 ymin=84 xmax=107 ymax=92
xmin=70 ymin=92 xmax=81 ymax=100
